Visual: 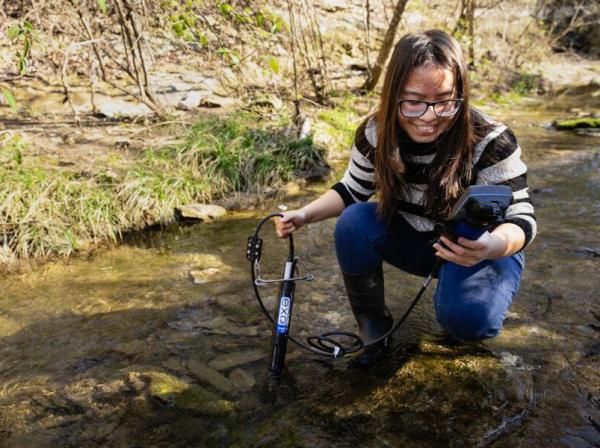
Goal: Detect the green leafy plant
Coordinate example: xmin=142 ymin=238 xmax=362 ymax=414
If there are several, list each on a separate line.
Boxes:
xmin=7 ymin=21 xmax=36 ymax=75
xmin=97 ymin=0 xmax=108 ymax=14
xmin=164 ymin=1 xmax=286 ymax=77
xmin=1 ymin=88 xmax=18 ymax=113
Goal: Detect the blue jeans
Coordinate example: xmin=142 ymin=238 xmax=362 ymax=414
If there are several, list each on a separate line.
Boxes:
xmin=334 ymin=202 xmax=524 ymax=342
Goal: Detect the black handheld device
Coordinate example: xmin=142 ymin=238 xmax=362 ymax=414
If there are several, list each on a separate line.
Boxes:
xmin=450 ymin=185 xmax=513 ymax=226
xmin=440 ymin=185 xmax=513 ymax=240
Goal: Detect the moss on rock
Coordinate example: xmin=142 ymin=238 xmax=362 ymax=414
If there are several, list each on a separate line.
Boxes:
xmin=553 ymin=116 xmax=600 ymax=130
xmin=136 ymin=371 xmax=236 ymax=416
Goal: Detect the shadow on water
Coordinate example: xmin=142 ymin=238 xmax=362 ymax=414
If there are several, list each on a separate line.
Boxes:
xmin=1 ymin=105 xmax=600 ymax=447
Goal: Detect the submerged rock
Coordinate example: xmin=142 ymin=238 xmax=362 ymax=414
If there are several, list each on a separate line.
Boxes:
xmin=189 ymin=268 xmax=220 ymax=284
xmin=135 ymin=371 xmax=236 ymax=416
xmin=229 ymin=368 xmax=256 ymax=392
xmin=576 ymin=246 xmax=600 ymax=257
xmin=186 ymin=360 xmax=234 ymax=394
xmin=208 ymin=350 xmax=267 ymax=371
xmin=553 ymin=116 xmax=600 ymax=131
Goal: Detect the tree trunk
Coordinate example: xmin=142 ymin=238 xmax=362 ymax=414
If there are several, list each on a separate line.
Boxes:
xmin=466 ymin=0 xmax=476 ymax=69
xmin=362 ymin=0 xmax=409 ymax=91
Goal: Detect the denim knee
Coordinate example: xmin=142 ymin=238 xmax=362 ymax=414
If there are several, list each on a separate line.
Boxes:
xmin=436 ymin=302 xmax=503 ymax=342
xmin=434 ymin=254 xmax=524 ymax=342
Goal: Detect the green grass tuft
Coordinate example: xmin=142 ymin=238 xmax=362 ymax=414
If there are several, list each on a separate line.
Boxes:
xmin=0 ymin=112 xmax=327 ymax=261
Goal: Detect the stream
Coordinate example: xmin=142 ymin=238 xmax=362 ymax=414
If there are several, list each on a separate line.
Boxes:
xmin=0 ymin=104 xmax=599 ymax=447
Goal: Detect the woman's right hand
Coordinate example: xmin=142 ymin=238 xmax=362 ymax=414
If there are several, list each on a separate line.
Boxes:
xmin=275 ymin=210 xmax=307 ymax=238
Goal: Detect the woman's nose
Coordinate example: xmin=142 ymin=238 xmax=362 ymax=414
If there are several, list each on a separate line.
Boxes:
xmin=421 ymin=104 xmax=437 ymax=120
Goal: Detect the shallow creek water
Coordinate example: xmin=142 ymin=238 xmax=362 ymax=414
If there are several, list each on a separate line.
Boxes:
xmin=0 ymin=105 xmax=599 ymax=448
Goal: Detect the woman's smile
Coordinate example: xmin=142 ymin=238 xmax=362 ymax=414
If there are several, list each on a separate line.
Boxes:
xmin=414 ymin=123 xmax=437 ymax=135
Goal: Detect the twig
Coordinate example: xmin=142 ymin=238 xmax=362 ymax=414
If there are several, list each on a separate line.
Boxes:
xmin=77 ymin=10 xmax=107 ymax=80
xmin=298 ymin=97 xmax=328 ymax=108
xmin=102 ymin=78 xmax=162 ymax=115
xmin=287 ymin=0 xmax=301 ymax=122
xmin=61 ymin=41 xmax=103 ymax=125
xmin=114 ymin=0 xmax=143 ymax=97
xmin=307 ymin=0 xmax=330 ymax=93
xmin=101 ymin=47 xmax=136 ymax=79
xmin=475 ymin=0 xmax=504 ymax=18
xmin=193 ymin=4 xmax=224 ymax=48
xmin=364 ymin=0 xmax=372 ymax=81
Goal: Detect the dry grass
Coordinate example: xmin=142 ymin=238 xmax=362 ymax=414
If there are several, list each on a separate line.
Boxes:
xmin=0 ymin=112 xmax=328 ymax=263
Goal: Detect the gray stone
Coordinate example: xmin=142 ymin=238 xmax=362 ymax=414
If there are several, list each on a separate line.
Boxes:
xmin=176 ymin=91 xmax=205 ymax=110
xmin=229 ymin=368 xmax=256 ymax=392
xmin=114 ymin=340 xmax=148 ymax=356
xmin=199 ymin=95 xmax=238 ymax=108
xmin=250 ymin=95 xmax=283 ymax=110
xmin=162 ymin=356 xmax=184 ymax=371
xmin=96 ymin=99 xmax=153 ymax=118
xmin=227 ymin=325 xmax=259 ymax=337
xmin=187 ymin=359 xmax=234 ymax=393
xmin=318 ymin=0 xmax=348 ymax=12
xmin=208 ymin=350 xmax=267 ymax=371
xmin=175 ymin=203 xmax=227 ymax=221
xmin=189 ymin=268 xmax=220 ymax=284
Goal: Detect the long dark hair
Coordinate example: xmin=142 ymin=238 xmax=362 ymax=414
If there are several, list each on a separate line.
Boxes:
xmin=375 ymin=29 xmax=475 ymax=222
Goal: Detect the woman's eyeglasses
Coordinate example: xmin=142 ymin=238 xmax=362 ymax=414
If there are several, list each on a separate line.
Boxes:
xmin=398 ymin=99 xmax=463 ymax=118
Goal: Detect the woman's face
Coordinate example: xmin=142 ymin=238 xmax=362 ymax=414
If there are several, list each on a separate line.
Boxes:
xmin=397 ymin=65 xmax=457 ymax=143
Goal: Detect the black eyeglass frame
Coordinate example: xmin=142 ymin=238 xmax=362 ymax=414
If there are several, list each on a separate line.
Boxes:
xmin=397 ymin=98 xmax=464 ymax=118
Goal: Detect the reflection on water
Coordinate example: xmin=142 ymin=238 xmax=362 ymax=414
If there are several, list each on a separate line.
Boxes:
xmin=0 ymin=106 xmax=599 ymax=447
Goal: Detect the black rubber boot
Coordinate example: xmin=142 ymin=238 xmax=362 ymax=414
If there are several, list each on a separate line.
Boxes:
xmin=343 ymin=267 xmax=393 ymax=366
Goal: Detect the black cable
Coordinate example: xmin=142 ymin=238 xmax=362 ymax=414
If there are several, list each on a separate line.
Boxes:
xmin=248 ymin=214 xmax=439 ymax=358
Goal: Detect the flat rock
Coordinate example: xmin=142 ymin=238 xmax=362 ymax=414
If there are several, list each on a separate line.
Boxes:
xmin=189 ymin=268 xmax=220 ymax=284
xmin=199 ymin=95 xmax=237 ymax=108
xmin=208 ymin=349 xmax=267 ymax=371
xmin=229 ymin=368 xmax=256 ymax=392
xmin=187 ymin=359 xmax=234 ymax=393
xmin=318 ymin=0 xmax=348 ymax=12
xmin=137 ymin=371 xmax=235 ymax=416
xmin=175 ymin=203 xmax=227 ymax=221
xmin=96 ymin=99 xmax=153 ymax=118
xmin=176 ymin=91 xmax=206 ymax=110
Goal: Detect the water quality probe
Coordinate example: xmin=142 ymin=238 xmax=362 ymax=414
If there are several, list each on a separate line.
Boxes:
xmin=246 ymin=185 xmax=514 ymax=378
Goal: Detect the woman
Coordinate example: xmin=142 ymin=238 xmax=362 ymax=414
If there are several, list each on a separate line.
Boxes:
xmin=275 ymin=30 xmax=537 ymax=366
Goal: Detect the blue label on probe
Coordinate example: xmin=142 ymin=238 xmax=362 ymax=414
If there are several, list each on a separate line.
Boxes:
xmin=276 ymin=296 xmax=291 ymax=334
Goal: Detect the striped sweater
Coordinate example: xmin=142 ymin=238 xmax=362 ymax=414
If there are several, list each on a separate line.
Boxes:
xmin=331 ymin=109 xmax=537 ymax=247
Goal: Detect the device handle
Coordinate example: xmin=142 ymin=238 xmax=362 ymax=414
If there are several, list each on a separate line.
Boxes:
xmin=452 ymin=221 xmax=487 ymax=240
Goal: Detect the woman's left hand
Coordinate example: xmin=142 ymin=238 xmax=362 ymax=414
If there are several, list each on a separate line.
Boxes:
xmin=433 ymin=232 xmax=502 ymax=267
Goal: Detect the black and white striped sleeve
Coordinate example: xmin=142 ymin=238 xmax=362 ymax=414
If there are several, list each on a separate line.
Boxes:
xmin=474 ymin=126 xmax=537 ymax=248
xmin=331 ymin=118 xmax=377 ymax=207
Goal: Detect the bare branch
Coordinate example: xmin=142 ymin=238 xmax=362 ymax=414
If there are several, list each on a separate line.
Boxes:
xmin=60 ymin=43 xmax=80 ymax=125
xmin=77 ymin=9 xmax=107 ymax=80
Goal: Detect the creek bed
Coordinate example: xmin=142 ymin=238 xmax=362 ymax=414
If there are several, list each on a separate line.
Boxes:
xmin=0 ymin=106 xmax=599 ymax=448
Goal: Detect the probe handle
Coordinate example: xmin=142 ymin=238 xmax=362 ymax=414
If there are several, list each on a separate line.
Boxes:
xmin=268 ymin=260 xmax=297 ymax=378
